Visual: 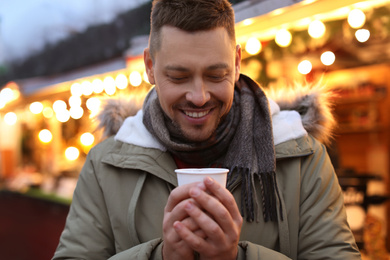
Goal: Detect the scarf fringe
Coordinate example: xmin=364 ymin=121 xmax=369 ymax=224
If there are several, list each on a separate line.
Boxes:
xmin=228 ymin=167 xmax=282 ymax=222
xmin=227 ymin=167 xmax=284 ymax=222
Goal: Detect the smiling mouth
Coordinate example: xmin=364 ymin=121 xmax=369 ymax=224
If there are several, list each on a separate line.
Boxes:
xmin=184 ymin=110 xmax=211 ymax=118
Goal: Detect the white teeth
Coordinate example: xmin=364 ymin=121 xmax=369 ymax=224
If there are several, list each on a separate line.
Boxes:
xmin=184 ymin=110 xmax=210 ymax=118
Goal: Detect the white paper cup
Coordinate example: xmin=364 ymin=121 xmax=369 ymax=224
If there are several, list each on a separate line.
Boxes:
xmin=175 ymin=168 xmax=229 ymax=187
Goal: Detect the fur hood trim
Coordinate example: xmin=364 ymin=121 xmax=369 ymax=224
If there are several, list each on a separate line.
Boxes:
xmin=96 ymin=82 xmax=335 ymax=145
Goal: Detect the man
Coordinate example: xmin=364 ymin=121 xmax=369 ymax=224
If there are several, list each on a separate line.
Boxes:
xmin=53 ymin=0 xmax=361 ymax=259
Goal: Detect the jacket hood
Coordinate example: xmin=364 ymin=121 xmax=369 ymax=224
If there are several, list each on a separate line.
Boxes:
xmin=95 ymin=81 xmax=335 ymax=146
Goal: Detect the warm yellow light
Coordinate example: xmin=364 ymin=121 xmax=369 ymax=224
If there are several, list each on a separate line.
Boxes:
xmin=80 ymin=132 xmax=95 ymax=146
xmin=245 ymin=37 xmax=262 ymax=55
xmin=70 ymin=83 xmax=83 ymax=97
xmin=86 ymin=97 xmax=101 ymax=112
xmin=275 ymin=29 xmax=292 ymax=47
xmin=116 ymin=74 xmax=128 ymax=90
xmin=38 ymin=129 xmax=53 ymax=143
xmin=69 ymin=96 xmax=82 ymax=107
xmin=29 ymin=102 xmax=44 ymax=114
xmin=321 ymin=51 xmax=336 ymax=66
xmin=43 ymin=107 xmax=54 ymax=118
xmin=298 ymin=60 xmax=312 ymax=75
xmin=92 ymin=78 xmax=104 ymax=94
xmin=143 ymin=71 xmax=150 ymax=84
xmin=308 ymin=20 xmax=326 ymax=39
xmin=56 ymin=109 xmax=71 ymax=123
xmin=242 ymin=19 xmax=254 ymax=26
xmin=348 ymin=9 xmax=366 ymax=29
xmin=70 ymin=106 xmax=84 ymax=120
xmin=355 ymin=29 xmax=370 ymax=42
xmin=0 ymin=88 xmax=15 ymax=103
xmin=81 ymin=81 xmax=93 ymax=96
xmin=53 ymin=100 xmax=67 ymax=113
xmin=4 ymin=112 xmax=17 ymax=125
xmin=65 ymin=147 xmax=80 ymax=161
xmin=0 ymin=100 xmax=6 ymax=109
xmin=104 ymin=76 xmax=116 ymax=95
xmin=129 ymin=71 xmax=142 ymax=87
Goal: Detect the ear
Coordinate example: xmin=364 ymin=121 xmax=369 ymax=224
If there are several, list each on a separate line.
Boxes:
xmin=144 ymin=48 xmax=155 ymax=85
xmin=234 ymin=44 xmax=242 ymax=82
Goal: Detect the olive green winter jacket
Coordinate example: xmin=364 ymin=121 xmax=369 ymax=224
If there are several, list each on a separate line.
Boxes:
xmin=53 ymin=87 xmax=361 ymax=260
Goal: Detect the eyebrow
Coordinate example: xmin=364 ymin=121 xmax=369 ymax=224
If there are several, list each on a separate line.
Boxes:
xmin=165 ymin=63 xmax=230 ymax=72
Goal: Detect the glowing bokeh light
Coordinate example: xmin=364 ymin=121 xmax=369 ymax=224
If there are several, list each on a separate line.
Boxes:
xmin=38 ymin=129 xmax=53 ymax=143
xmin=53 ymin=100 xmax=67 ymax=113
xmin=4 ymin=112 xmax=17 ymax=125
xmin=80 ymin=132 xmax=95 ymax=146
xmin=298 ymin=60 xmax=312 ymax=75
xmin=355 ymin=29 xmax=370 ymax=42
xmin=308 ymin=20 xmax=326 ymax=39
xmin=92 ymin=78 xmax=104 ymax=94
xmin=321 ymin=51 xmax=336 ymax=66
xmin=29 ymin=102 xmax=44 ymax=114
xmin=245 ymin=37 xmax=262 ymax=55
xmin=275 ymin=29 xmax=292 ymax=47
xmin=65 ymin=147 xmax=80 ymax=161
xmin=116 ymin=74 xmax=128 ymax=89
xmin=43 ymin=107 xmax=54 ymax=118
xmin=70 ymin=83 xmax=83 ymax=97
xmin=348 ymin=9 xmax=366 ymax=29
xmin=70 ymin=106 xmax=84 ymax=120
xmin=104 ymin=76 xmax=116 ymax=95
xmin=129 ymin=71 xmax=142 ymax=87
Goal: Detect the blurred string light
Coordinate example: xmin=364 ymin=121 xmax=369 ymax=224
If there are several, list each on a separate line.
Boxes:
xmin=275 ymin=29 xmax=292 ymax=47
xmin=92 ymin=78 xmax=104 ymax=94
xmin=321 ymin=51 xmax=336 ymax=66
xmin=53 ymin=100 xmax=67 ymax=113
xmin=38 ymin=129 xmax=53 ymax=143
xmin=298 ymin=60 xmax=312 ymax=75
xmin=81 ymin=81 xmax=93 ymax=96
xmin=308 ymin=20 xmax=326 ymax=39
xmin=69 ymin=96 xmax=82 ymax=107
xmin=86 ymin=97 xmax=101 ymax=112
xmin=4 ymin=112 xmax=17 ymax=125
xmin=116 ymin=74 xmax=128 ymax=90
xmin=56 ymin=109 xmax=71 ymax=123
xmin=104 ymin=76 xmax=116 ymax=95
xmin=80 ymin=132 xmax=95 ymax=146
xmin=245 ymin=37 xmax=262 ymax=55
xmin=129 ymin=71 xmax=142 ymax=87
xmin=65 ymin=146 xmax=80 ymax=161
xmin=70 ymin=82 xmax=83 ymax=97
xmin=355 ymin=29 xmax=370 ymax=42
xmin=70 ymin=106 xmax=84 ymax=120
xmin=29 ymin=102 xmax=44 ymax=114
xmin=348 ymin=9 xmax=366 ymax=29
xmin=42 ymin=107 xmax=54 ymax=118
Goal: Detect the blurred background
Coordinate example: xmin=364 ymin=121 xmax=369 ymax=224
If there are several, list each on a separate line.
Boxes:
xmin=0 ymin=0 xmax=389 ymax=259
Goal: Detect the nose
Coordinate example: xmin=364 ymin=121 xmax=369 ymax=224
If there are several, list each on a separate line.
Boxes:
xmin=186 ymin=78 xmax=211 ymax=107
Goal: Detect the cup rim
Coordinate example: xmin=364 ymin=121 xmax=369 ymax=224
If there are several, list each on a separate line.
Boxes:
xmin=175 ymin=168 xmax=229 ymax=175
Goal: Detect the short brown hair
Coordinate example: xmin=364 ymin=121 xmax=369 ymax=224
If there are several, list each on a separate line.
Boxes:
xmin=149 ymin=0 xmax=236 ymax=61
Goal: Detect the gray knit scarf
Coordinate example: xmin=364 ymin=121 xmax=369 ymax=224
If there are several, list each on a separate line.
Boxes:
xmin=143 ymin=74 xmax=281 ymax=222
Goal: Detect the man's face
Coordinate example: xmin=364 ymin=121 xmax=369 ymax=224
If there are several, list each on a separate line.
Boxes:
xmin=144 ymin=26 xmax=241 ymax=142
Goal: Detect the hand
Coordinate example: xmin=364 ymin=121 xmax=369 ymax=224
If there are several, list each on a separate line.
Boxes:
xmin=162 ymin=182 xmax=207 ymax=260
xmin=173 ymin=177 xmax=243 ymax=260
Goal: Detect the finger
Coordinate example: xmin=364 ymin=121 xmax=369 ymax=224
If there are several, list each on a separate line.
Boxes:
xmin=165 ymin=183 xmax=206 ymax=213
xmin=183 ymin=199 xmax=225 ymax=241
xmin=203 ymin=177 xmax=243 ymax=223
xmin=173 ymin=220 xmax=209 ymax=252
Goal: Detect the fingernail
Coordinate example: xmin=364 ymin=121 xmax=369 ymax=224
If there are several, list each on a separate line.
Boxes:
xmin=185 ymin=201 xmax=193 ymax=210
xmin=205 ymin=177 xmax=214 ymax=185
xmin=190 ymin=187 xmax=200 ymax=197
